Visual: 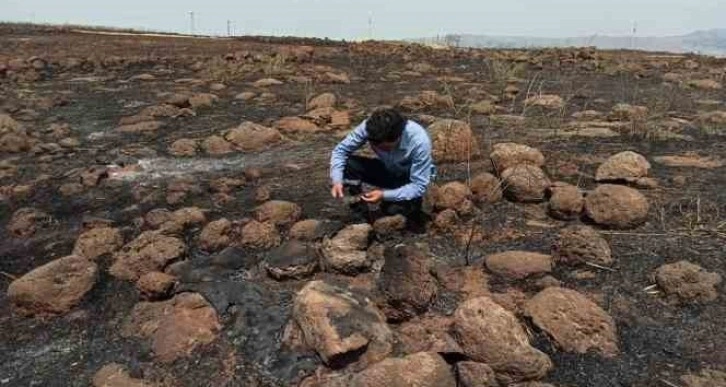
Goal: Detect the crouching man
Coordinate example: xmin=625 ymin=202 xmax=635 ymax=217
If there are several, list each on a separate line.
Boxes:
xmin=329 ymin=107 xmax=435 ymax=221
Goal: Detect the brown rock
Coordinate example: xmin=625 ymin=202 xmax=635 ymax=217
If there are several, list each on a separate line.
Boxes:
xmin=501 ymin=165 xmax=550 ymax=203
xmin=265 ymin=240 xmax=320 ymax=280
xmin=80 ymin=166 xmax=108 ymax=187
xmin=136 ymin=272 xmax=177 ymax=300
xmin=437 ymin=265 xmax=490 ymax=298
xmin=548 ymin=182 xmax=584 ymax=220
xmin=235 ymin=92 xmax=257 ymax=101
xmin=653 ymin=154 xmax=724 ymax=169
xmin=433 ymin=209 xmax=460 ymax=231
xmin=168 ymin=139 xmax=198 ymax=157
xmin=330 ymin=110 xmax=351 ymax=128
xmin=552 ymin=225 xmax=612 ymax=266
xmin=432 ymin=182 xmax=474 ymax=214
xmin=224 ymin=121 xmax=282 ymax=151
xmin=165 ymin=178 xmax=200 ymax=205
xmin=165 ymin=93 xmax=191 ymax=108
xmin=290 ymin=219 xmax=323 ymax=241
xmin=140 ymin=104 xmax=182 ymax=118
xmin=73 ymin=227 xmax=124 ymax=260
xmin=524 ymin=94 xmax=564 ymax=109
xmin=275 ymin=116 xmax=323 ymax=134
xmin=490 ymin=143 xmax=545 ymax=175
xmin=322 ymin=224 xmax=373 ymax=274
xmin=308 ymin=93 xmax=337 ymax=109
xmin=595 ymin=151 xmax=651 ymax=182
xmin=322 ymin=72 xmax=351 ymax=84
xmin=469 ymin=100 xmax=497 ymax=115
xmin=8 ymin=255 xmax=98 ymax=317
xmin=485 ymin=251 xmax=553 ymax=280
xmin=189 ymin=93 xmax=218 ymax=109
xmin=59 ymin=182 xmax=84 ymax=196
xmin=453 ymin=296 xmax=553 ymax=383
xmin=115 ymin=121 xmax=163 ymax=134
xmin=470 ymin=173 xmax=502 ymax=203
xmin=378 ymin=244 xmax=438 ymax=322
xmin=525 ymin=287 xmax=619 ymax=357
xmin=168 ymin=207 xmax=206 ymax=229
xmin=456 ymin=361 xmax=498 ymax=387
xmin=254 ymin=185 xmax=272 ymax=202
xmin=202 ymin=135 xmax=234 ymax=155
xmin=7 ymin=207 xmax=52 ymax=238
xmin=199 ymin=218 xmax=233 ymax=252
xmin=373 ymin=215 xmax=406 ymax=235
xmin=687 ymin=79 xmax=722 ymax=90
xmin=92 ymin=363 xmax=154 ymax=387
xmin=144 ymin=209 xmax=173 ymax=229
xmin=254 ymin=200 xmax=302 ymax=227
xmin=610 ymin=104 xmax=648 ymax=121
xmin=397 ymin=316 xmax=461 ymax=355
xmin=122 ymin=293 xmax=220 ymax=363
xmin=655 ymin=260 xmax=722 ymax=304
xmin=348 ymin=352 xmax=456 ymax=387
xmin=291 ymin=280 xmax=393 ymax=368
xmin=253 ymin=78 xmax=284 ymax=87
xmin=110 ymin=231 xmax=186 ymax=281
xmin=428 ymin=119 xmax=481 ymax=163
xmin=239 ymin=220 xmax=281 ymax=249
xmin=584 ymin=184 xmax=649 ymax=229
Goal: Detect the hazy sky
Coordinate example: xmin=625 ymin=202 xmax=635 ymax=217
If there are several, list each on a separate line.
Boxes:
xmin=2 ymin=0 xmax=724 ymax=39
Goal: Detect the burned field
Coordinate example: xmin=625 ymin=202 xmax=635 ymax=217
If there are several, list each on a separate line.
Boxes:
xmin=1 ymin=23 xmax=725 ymax=387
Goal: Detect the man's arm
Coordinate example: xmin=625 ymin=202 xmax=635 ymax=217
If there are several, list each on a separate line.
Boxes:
xmin=382 ymin=142 xmax=433 ymax=201
xmin=330 ymin=121 xmax=368 ymax=184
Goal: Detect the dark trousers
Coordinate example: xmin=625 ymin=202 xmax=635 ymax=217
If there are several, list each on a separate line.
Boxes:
xmin=343 ymin=155 xmax=423 ymax=218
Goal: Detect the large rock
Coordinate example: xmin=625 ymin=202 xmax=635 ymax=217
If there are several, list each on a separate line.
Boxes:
xmin=610 ymin=104 xmax=648 ymax=121
xmin=189 ymin=93 xmax=218 ymax=109
xmin=291 ymin=280 xmax=393 ymax=368
xmin=73 ymin=227 xmax=124 ymax=260
xmin=453 ymin=296 xmax=553 ymax=383
xmin=485 ymin=251 xmax=553 ymax=280
xmin=655 ymin=261 xmax=722 ymax=304
xmin=254 ymin=200 xmax=302 ymax=227
xmin=136 ymin=272 xmax=177 ymax=301
xmin=168 ymin=138 xmax=198 ymax=157
xmin=8 ymin=255 xmax=98 ymax=316
xmin=525 ymin=287 xmax=619 ymax=357
xmin=322 ymin=224 xmax=373 ymax=274
xmin=397 ymin=316 xmax=461 ymax=355
xmin=201 ymin=135 xmax=234 ymax=155
xmin=552 ymin=225 xmax=612 ymax=266
xmin=348 ymin=352 xmax=456 ymax=387
xmin=239 ymin=220 xmax=281 ymax=249
xmin=289 ymin=219 xmax=343 ymax=242
xmin=595 ymin=151 xmax=651 ymax=182
xmin=308 ymin=92 xmax=337 ymax=109
xmin=547 ymin=182 xmax=584 ymax=220
xmin=7 ymin=207 xmax=53 ymax=238
xmin=470 ymin=173 xmax=503 ymax=203
xmin=490 ymin=143 xmax=545 ymax=175
xmin=275 ymin=116 xmax=323 ymax=134
xmin=431 ymin=181 xmax=474 ymax=214
xmin=224 ymin=121 xmax=282 ymax=151
xmin=110 ymin=231 xmax=186 ymax=281
xmin=584 ymin=184 xmax=649 ymax=229
xmin=456 ymin=362 xmax=498 ymax=387
xmin=501 ymin=165 xmax=550 ymax=202
xmin=372 ymin=215 xmax=407 ymax=235
xmin=122 ymin=293 xmax=220 ymax=363
xmin=265 ymin=240 xmax=320 ymax=280
xmin=92 ymin=363 xmax=154 ymax=387
xmin=428 ymin=119 xmax=481 ymax=163
xmin=199 ymin=218 xmax=233 ymax=252
xmin=378 ymin=244 xmax=438 ymax=322
xmin=524 ymin=94 xmax=564 ymax=109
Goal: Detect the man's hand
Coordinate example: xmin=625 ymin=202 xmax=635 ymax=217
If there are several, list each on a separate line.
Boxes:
xmin=331 ymin=183 xmax=344 ymax=199
xmin=361 ymin=189 xmax=383 ymax=203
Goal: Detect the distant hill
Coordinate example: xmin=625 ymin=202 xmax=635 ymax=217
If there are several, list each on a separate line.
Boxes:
xmin=411 ymin=29 xmax=726 ymax=57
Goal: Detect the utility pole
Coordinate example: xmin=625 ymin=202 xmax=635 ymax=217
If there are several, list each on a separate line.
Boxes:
xmin=188 ymin=11 xmax=195 ymax=35
xmin=368 ymin=12 xmax=373 ymax=41
xmin=631 ymin=21 xmax=637 ymax=50
xmin=227 ymin=20 xmax=232 ymax=36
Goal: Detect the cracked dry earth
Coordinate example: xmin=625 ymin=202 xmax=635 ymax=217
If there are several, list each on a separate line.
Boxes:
xmin=1 ymin=23 xmax=725 ymax=387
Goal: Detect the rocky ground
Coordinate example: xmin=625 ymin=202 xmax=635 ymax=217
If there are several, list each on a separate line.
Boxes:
xmin=1 ymin=23 xmax=725 ymax=387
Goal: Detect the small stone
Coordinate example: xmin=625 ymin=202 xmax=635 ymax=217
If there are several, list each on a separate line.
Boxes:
xmin=136 ymin=272 xmax=177 ymax=300
xmin=254 ymin=200 xmax=302 ymax=227
xmin=485 ymin=251 xmax=553 ymax=280
xmin=501 ymin=165 xmax=550 ymax=203
xmin=322 ymin=224 xmax=373 ymax=274
xmin=490 ymin=143 xmax=545 ymax=175
xmin=469 ymin=173 xmax=502 ymax=203
xmin=553 ymin=225 xmax=612 ymax=267
xmin=655 ymin=261 xmax=722 ymax=304
xmin=240 ymin=220 xmax=281 ymax=249
xmin=373 ymin=215 xmax=407 ymax=235
xmin=265 ymin=240 xmax=320 ymax=280
xmin=548 ymin=182 xmax=584 ymax=220
xmin=595 ymin=151 xmax=651 ymax=182
xmin=456 ymin=361 xmax=498 ymax=387
xmin=584 ymin=184 xmax=649 ymax=229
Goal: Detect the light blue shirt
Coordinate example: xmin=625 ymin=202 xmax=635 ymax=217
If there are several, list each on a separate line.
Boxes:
xmin=330 ymin=119 xmax=435 ymax=201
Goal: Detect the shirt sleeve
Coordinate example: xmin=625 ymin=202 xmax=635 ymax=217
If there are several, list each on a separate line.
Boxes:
xmin=330 ymin=121 xmax=368 ymax=184
xmin=382 ymin=140 xmax=433 ymax=201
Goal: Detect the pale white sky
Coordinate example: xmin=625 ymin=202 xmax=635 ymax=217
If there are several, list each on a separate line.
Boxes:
xmin=1 ymin=0 xmax=724 ymax=39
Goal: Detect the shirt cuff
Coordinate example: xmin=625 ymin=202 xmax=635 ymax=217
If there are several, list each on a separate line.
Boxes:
xmin=382 ymin=189 xmax=397 ymax=201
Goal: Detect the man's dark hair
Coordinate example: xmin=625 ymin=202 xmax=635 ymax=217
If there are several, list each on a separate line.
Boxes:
xmin=366 ymin=108 xmax=407 ymax=144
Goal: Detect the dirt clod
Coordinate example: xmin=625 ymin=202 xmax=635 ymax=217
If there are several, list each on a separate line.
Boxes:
xmin=655 ymin=260 xmax=722 ymax=304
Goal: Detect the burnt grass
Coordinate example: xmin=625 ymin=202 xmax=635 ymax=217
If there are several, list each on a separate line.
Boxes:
xmin=1 ymin=24 xmax=725 ymax=386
